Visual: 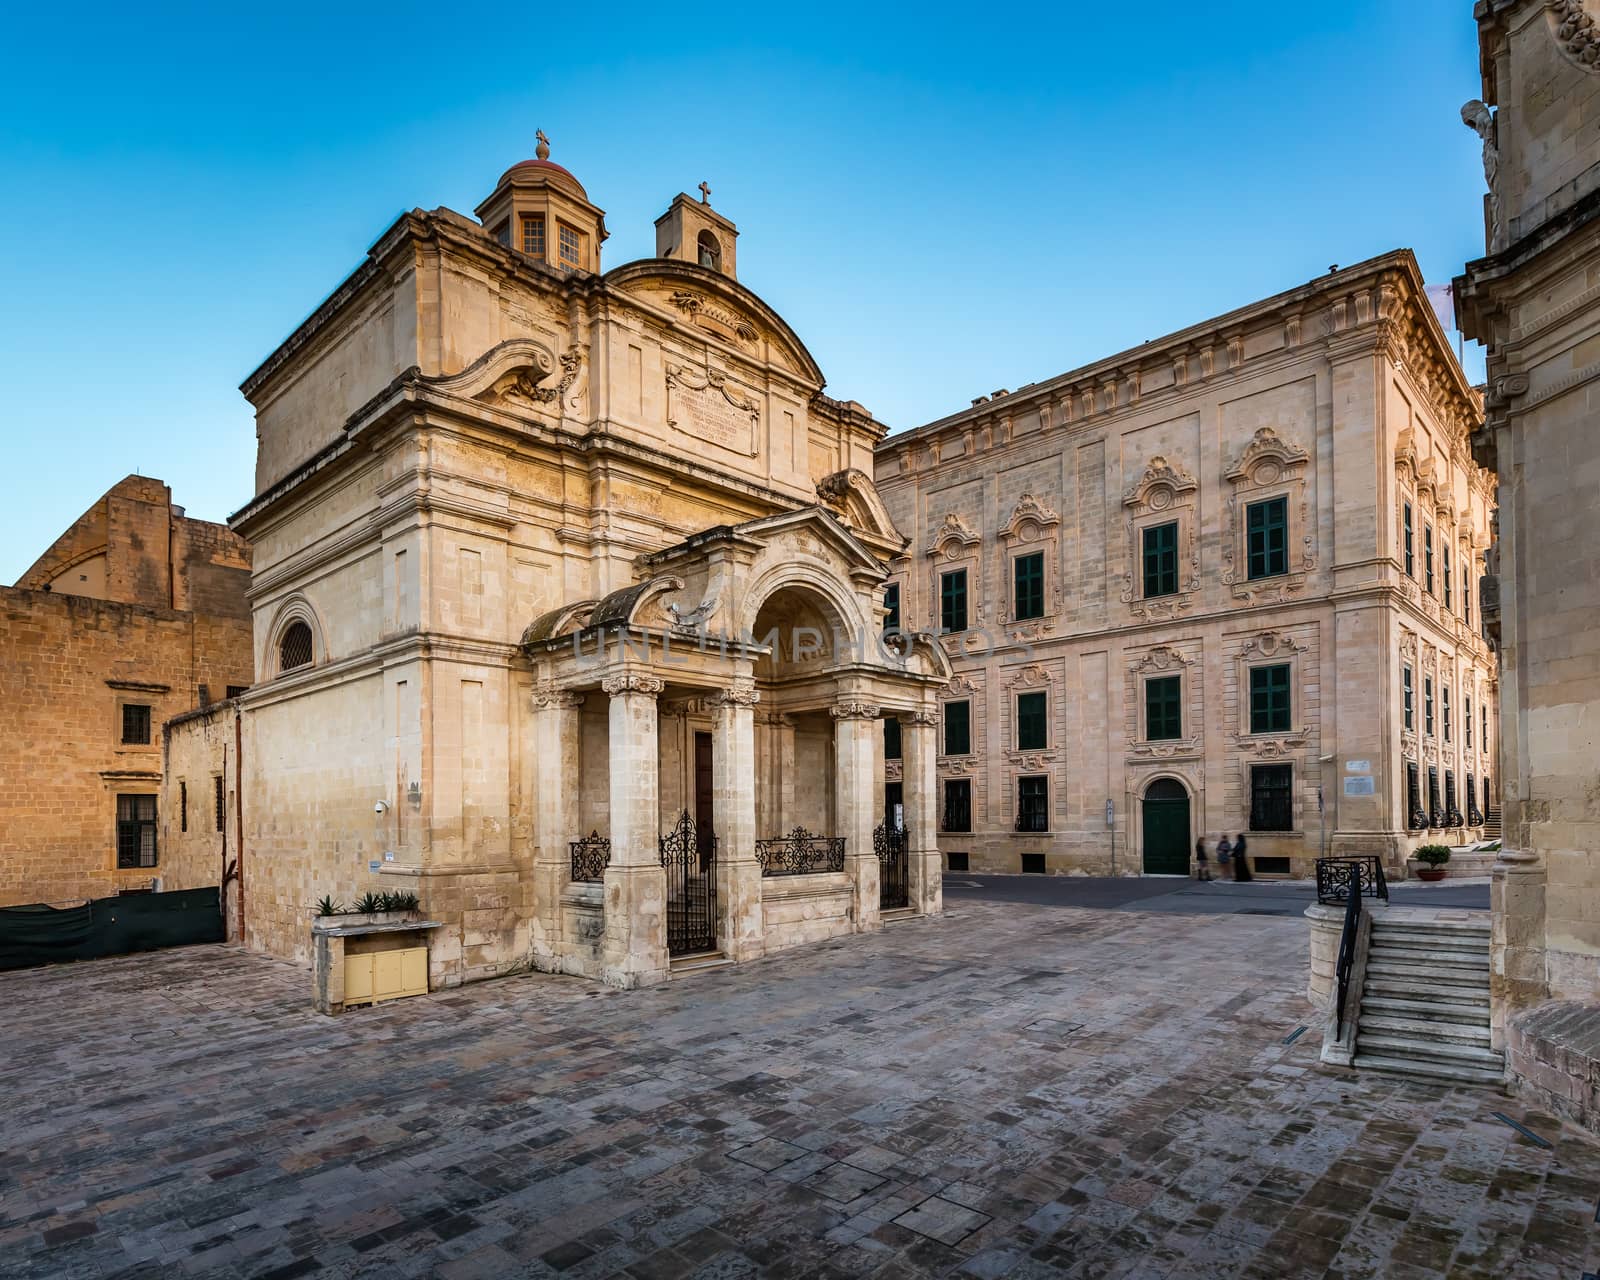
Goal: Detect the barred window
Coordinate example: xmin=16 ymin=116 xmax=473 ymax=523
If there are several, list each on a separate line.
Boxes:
xmin=1428 ymin=766 xmax=1441 ymax=827
xmin=180 ymin=780 xmax=188 ymax=833
xmin=942 ymin=779 xmax=971 ymax=833
xmin=1407 ymin=762 xmax=1426 ymax=829
xmin=116 ymin=794 xmax=158 ymax=868
xmin=121 ymin=703 xmax=151 ymax=745
xmin=1249 ymin=764 xmax=1293 ymax=832
xmin=1017 ymin=776 xmax=1048 ymax=833
xmin=214 ymin=775 xmax=225 ymax=832
xmin=279 ymin=621 xmax=313 ymax=672
xmin=1143 ymin=521 xmax=1179 ymax=598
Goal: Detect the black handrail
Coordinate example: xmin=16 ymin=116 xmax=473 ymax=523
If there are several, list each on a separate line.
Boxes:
xmin=1334 ymin=862 xmax=1363 ymax=1041
xmin=1315 ymin=855 xmax=1388 ymax=905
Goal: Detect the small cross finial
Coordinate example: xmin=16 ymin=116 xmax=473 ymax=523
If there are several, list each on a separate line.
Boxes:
xmin=698 ymin=180 xmax=711 ymax=204
xmin=535 ymin=130 xmax=550 ymax=161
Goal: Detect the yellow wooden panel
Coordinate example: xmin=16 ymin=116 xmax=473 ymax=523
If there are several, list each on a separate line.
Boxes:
xmin=373 ymin=950 xmax=404 ymax=1000
xmin=344 ymin=953 xmax=373 ymax=1003
xmin=399 ymin=947 xmax=428 ymax=997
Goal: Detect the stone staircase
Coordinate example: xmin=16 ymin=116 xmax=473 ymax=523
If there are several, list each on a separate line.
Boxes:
xmin=1353 ymin=915 xmax=1505 ymax=1086
xmin=1481 ymin=807 xmax=1502 ymax=841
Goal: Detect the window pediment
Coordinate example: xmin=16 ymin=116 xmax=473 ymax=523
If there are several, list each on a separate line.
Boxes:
xmin=1223 ymin=426 xmax=1309 ymax=486
xmin=1122 ymin=456 xmax=1198 ymax=511
xmin=1000 ymin=493 xmax=1061 ymax=543
xmin=927 ymin=512 xmax=981 ymax=559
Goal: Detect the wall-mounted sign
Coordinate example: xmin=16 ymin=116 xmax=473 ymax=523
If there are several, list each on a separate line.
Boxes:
xmin=1345 ymin=759 xmax=1371 ymax=773
xmin=1343 ymin=776 xmax=1376 ymax=796
xmin=368 ymin=860 xmax=382 ymax=872
xmin=1106 ymin=799 xmax=1115 ymax=828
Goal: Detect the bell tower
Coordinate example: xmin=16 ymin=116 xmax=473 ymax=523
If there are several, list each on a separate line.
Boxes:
xmin=476 ymin=131 xmax=608 ymax=273
xmin=655 ymin=183 xmax=739 ymax=280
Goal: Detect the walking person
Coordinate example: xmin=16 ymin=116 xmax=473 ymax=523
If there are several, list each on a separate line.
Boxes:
xmin=1216 ymin=834 xmax=1233 ymax=878
xmin=1232 ymin=832 xmax=1252 ymax=881
xmin=1194 ymin=835 xmax=1212 ymax=881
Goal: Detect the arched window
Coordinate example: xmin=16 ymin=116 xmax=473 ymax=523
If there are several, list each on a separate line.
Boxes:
xmin=279 ymin=620 xmax=314 ymax=673
xmin=697 ymin=230 xmax=721 ymax=270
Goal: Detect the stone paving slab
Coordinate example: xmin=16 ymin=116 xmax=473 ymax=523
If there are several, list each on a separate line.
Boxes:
xmin=1 ymin=903 xmax=1597 ymax=1278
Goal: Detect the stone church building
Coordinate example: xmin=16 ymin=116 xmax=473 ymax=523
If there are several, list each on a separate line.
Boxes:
xmin=169 ymin=141 xmax=950 ymax=989
xmin=876 ymin=250 xmax=1499 ymax=879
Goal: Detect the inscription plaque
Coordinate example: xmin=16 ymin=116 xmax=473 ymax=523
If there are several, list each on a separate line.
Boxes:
xmin=666 ymin=364 xmax=760 ymax=456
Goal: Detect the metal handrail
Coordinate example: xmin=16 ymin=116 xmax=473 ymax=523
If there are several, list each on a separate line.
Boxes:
xmin=1334 ymin=862 xmax=1363 ymax=1041
xmin=1315 ymin=855 xmax=1388 ymax=905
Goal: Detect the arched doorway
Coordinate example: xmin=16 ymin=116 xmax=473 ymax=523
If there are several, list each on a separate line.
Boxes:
xmin=1142 ymin=778 xmax=1191 ymax=875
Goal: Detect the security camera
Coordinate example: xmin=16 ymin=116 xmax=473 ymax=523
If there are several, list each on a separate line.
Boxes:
xmin=374 ymin=801 xmax=389 ymax=815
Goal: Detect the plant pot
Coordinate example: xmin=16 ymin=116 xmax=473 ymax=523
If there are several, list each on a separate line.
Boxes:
xmin=1415 ymin=868 xmax=1447 ymax=882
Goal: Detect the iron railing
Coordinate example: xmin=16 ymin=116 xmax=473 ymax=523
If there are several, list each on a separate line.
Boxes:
xmin=755 ymin=827 xmax=846 ymax=877
xmin=1315 ymin=855 xmax=1388 ymax=906
xmin=875 ymin=820 xmax=909 ymax=909
xmin=1333 ymin=861 xmax=1363 ymax=1042
xmin=569 ymin=831 xmax=611 ymax=883
xmin=660 ymin=810 xmax=718 ymax=955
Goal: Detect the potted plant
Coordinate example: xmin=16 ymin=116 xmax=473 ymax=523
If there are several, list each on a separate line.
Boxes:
xmin=1412 ymin=844 xmax=1452 ymax=882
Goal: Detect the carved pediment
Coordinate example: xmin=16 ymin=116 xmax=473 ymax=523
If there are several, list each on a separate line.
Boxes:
xmin=424 ymin=338 xmax=576 ymax=412
xmin=1394 ymin=429 xmax=1420 ymax=487
xmin=1239 ymin=629 xmax=1305 ymax=660
xmin=1000 ymin=493 xmax=1062 ymax=541
xmin=1123 ymin=456 xmax=1198 ymax=509
xmin=1224 ymin=427 xmax=1309 ymax=485
xmin=1132 ymin=644 xmax=1193 ymax=673
xmin=1003 ymin=663 xmax=1052 ymax=689
xmin=815 ymin=469 xmax=907 ymax=555
xmin=927 ymin=512 xmax=981 ymax=558
xmin=668 ymin=290 xmax=761 ymax=347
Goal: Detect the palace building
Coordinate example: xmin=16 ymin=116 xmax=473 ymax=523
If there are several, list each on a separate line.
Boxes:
xmin=874 ymin=250 xmax=1498 ymax=879
xmin=166 ymin=139 xmax=949 ymax=989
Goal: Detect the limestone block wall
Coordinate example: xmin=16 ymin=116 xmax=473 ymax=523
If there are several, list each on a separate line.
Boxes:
xmin=0 ymin=589 xmax=252 ymax=907
xmin=160 ymin=702 xmax=241 ymax=935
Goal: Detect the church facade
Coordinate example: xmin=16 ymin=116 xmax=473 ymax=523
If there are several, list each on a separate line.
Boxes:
xmin=875 ymin=251 xmax=1498 ymax=879
xmin=172 ymin=141 xmax=948 ymax=989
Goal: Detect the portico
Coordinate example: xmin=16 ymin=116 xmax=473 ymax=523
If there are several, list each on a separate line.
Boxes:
xmin=521 ymin=508 xmax=950 ymax=987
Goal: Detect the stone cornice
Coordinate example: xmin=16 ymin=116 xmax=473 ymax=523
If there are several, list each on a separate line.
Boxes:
xmin=883 ymin=251 xmax=1476 ymax=466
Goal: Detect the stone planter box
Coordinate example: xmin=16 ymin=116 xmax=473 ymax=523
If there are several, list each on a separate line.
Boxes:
xmin=311 ymin=913 xmax=443 ymax=1015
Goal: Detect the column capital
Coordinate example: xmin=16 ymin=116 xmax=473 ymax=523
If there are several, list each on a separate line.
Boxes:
xmin=907 ymin=708 xmax=940 ymax=726
xmin=713 ymin=680 xmax=760 ymax=708
xmin=602 ymin=673 xmax=665 ymax=697
xmin=532 ymin=684 xmax=585 ymax=710
xmin=831 ymin=700 xmax=881 ymax=721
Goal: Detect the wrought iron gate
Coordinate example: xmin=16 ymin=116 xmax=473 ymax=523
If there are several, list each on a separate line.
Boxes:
xmin=875 ymin=820 xmax=909 ymax=910
xmin=660 ymin=810 xmax=718 ymax=956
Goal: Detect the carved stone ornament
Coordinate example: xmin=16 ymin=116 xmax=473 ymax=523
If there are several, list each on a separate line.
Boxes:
xmin=1133 ymin=644 xmax=1193 ymax=673
xmin=1000 ymin=493 xmax=1061 ymax=542
xmin=601 ymin=674 xmax=665 ymax=696
xmin=665 ymin=363 xmax=760 ymax=456
xmin=1548 ymin=1 xmax=1600 ymax=70
xmin=830 ymin=700 xmax=881 ymax=721
xmin=1223 ymin=426 xmax=1309 ymax=484
xmin=532 ymin=685 xmax=585 ymax=710
xmin=1239 ymin=630 xmax=1305 ymax=660
xmin=908 ymin=708 xmax=940 ymax=727
xmin=1122 ymin=456 xmax=1198 ymax=509
xmin=668 ymin=290 xmax=760 ymax=346
xmin=665 ymin=591 xmax=719 ymax=630
xmin=1004 ymin=663 xmax=1052 ymax=689
xmin=946 ymin=673 xmax=981 ymax=696
xmin=713 ymin=681 xmax=760 ymax=708
xmin=489 ymin=348 xmax=583 ymax=408
xmin=927 ymin=512 xmax=981 ymax=559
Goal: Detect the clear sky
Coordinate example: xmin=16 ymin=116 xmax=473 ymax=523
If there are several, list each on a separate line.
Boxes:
xmin=0 ymin=1 xmax=1489 ymax=585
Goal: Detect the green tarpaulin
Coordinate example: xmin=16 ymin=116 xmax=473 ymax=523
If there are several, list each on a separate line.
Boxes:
xmin=0 ymin=887 xmax=223 ymax=971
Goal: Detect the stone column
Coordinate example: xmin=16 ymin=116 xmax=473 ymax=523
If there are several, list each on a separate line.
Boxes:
xmin=600 ymin=674 xmax=669 ymax=988
xmin=833 ymin=700 xmax=881 ymax=932
xmin=713 ymin=680 xmax=763 ymax=961
xmin=904 ymin=707 xmax=943 ymax=916
xmin=530 ymin=685 xmax=584 ymax=971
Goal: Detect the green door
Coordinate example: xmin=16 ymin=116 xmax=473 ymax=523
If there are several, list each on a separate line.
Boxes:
xmin=1142 ymin=779 xmax=1191 ymax=875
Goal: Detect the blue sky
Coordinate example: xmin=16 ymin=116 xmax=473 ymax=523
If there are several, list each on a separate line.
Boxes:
xmin=0 ymin=1 xmax=1488 ymax=584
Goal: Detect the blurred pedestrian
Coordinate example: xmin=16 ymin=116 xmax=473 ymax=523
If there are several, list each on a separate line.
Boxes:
xmin=1194 ymin=835 xmax=1212 ymax=881
xmin=1232 ymin=832 xmax=1252 ymax=881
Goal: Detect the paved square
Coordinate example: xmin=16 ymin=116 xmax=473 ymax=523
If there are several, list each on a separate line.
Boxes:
xmin=2 ymin=902 xmax=1597 ymax=1278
